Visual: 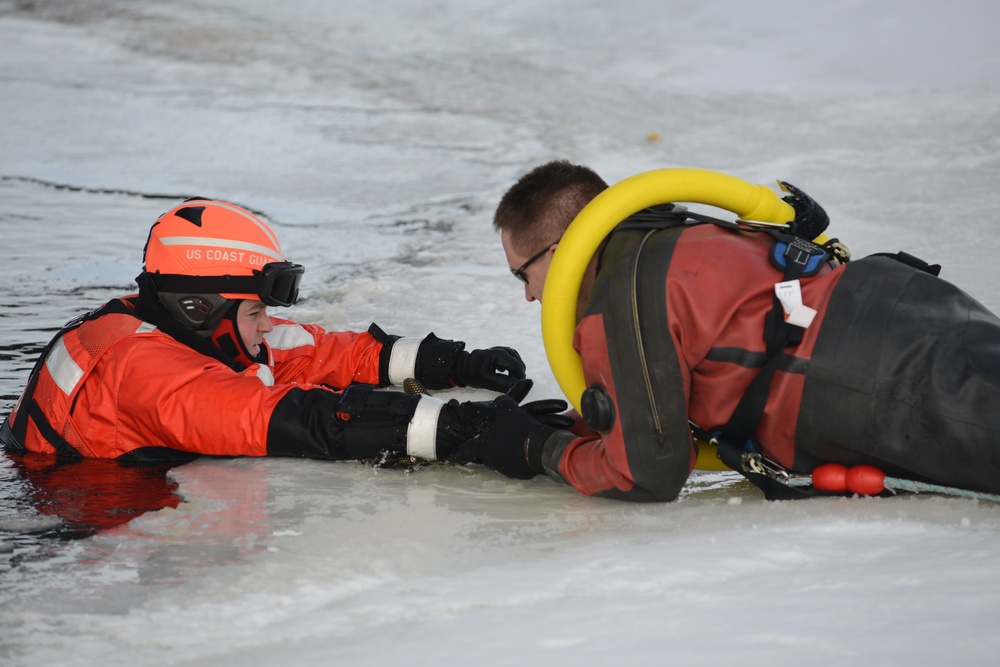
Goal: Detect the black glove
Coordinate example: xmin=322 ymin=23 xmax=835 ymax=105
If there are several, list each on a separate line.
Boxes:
xmin=521 ymin=398 xmax=574 ymax=430
xmin=494 ymin=378 xmax=574 ymax=429
xmin=449 ymin=395 xmax=562 ymax=479
xmin=452 ymin=346 xmax=526 ymax=393
xmin=778 ymin=180 xmax=829 ymax=241
xmin=413 ymin=333 xmax=527 ymax=393
xmin=435 ymin=398 xmax=498 ymax=459
xmin=432 ymin=379 xmax=535 ymax=458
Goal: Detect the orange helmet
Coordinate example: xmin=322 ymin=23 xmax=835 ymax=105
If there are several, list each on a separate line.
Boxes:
xmin=141 ymin=198 xmax=304 ymax=329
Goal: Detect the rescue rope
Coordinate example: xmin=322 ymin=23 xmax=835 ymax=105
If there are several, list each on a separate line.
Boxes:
xmin=770 ymin=462 xmax=1000 ymax=502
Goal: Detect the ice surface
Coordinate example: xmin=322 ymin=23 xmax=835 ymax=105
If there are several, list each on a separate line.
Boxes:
xmin=1 ymin=1 xmax=999 ymax=665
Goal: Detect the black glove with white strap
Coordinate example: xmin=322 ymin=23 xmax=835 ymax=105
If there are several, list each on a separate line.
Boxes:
xmin=369 ymin=324 xmax=527 ymax=393
xmin=268 ymin=380 xmax=555 ymax=464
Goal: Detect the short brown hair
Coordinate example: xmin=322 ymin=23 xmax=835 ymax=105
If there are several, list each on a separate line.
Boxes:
xmin=493 ymin=160 xmax=608 ymax=253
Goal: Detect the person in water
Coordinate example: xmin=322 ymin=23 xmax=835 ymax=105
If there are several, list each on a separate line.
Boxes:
xmin=453 ymin=160 xmax=1000 ymax=501
xmin=1 ymin=198 xmax=561 ymax=465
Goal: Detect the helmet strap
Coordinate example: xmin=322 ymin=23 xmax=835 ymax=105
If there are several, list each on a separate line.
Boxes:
xmin=134 ymin=272 xmax=253 ymax=372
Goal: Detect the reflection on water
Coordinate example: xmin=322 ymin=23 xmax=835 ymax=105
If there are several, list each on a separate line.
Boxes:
xmin=0 ymin=454 xmax=184 ymax=540
xmin=0 ymin=457 xmax=276 ymax=614
xmin=0 ymin=452 xmax=185 ymax=591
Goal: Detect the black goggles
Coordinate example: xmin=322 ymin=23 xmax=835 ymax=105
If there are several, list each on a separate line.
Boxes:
xmin=253 ymin=261 xmax=304 ymax=306
xmin=150 ymin=261 xmax=305 ymax=307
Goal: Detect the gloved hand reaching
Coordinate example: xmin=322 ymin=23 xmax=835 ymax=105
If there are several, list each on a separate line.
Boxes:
xmin=434 ymin=397 xmax=501 ymax=458
xmin=448 ymin=394 xmax=571 ymax=479
xmin=407 ymin=332 xmax=527 ymax=393
xmin=431 ymin=378 xmax=529 ymax=459
xmin=433 ymin=379 xmax=571 ymax=464
xmin=481 ymin=378 xmax=573 ymax=430
xmin=451 ymin=346 xmax=526 ymax=393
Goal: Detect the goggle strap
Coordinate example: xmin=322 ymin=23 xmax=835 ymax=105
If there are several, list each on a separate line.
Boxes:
xmin=152 ymin=273 xmax=263 ymax=297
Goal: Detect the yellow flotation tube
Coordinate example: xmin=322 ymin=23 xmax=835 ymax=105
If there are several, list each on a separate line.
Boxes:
xmin=541 ymin=168 xmax=815 ymax=471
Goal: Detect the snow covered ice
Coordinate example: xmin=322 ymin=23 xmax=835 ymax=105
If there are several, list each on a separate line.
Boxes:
xmin=1 ymin=1 xmax=1000 ymax=665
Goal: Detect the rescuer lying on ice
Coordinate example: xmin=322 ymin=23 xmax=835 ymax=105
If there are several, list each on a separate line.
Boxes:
xmin=0 ymin=198 xmax=565 ymax=464
xmin=453 ymin=160 xmax=1000 ymax=501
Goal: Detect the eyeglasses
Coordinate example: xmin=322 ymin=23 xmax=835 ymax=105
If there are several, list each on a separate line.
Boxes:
xmin=510 ymin=244 xmax=555 ymax=285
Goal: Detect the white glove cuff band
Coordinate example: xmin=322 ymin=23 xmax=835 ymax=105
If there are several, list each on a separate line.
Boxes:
xmin=387 ymin=337 xmax=423 ymax=386
xmin=406 ymin=395 xmax=445 ymax=461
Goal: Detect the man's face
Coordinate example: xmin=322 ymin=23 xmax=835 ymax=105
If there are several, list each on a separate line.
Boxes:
xmin=501 ymin=228 xmax=556 ymax=303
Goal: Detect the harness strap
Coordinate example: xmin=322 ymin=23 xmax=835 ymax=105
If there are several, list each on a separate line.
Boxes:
xmin=714 ymin=245 xmax=946 ymax=499
xmin=713 ymin=233 xmax=829 ymax=499
xmin=713 ymin=358 xmax=829 ymax=500
xmin=26 ymin=400 xmax=82 ymax=460
xmin=5 ymin=299 xmax=138 ymax=458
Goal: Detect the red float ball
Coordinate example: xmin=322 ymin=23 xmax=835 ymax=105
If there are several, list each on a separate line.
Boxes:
xmin=845 ymin=465 xmax=886 ymax=496
xmin=812 ymin=463 xmax=848 ymax=492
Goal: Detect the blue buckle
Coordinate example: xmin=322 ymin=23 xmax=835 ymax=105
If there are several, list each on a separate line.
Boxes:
xmin=770 ymin=237 xmax=827 ymax=277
